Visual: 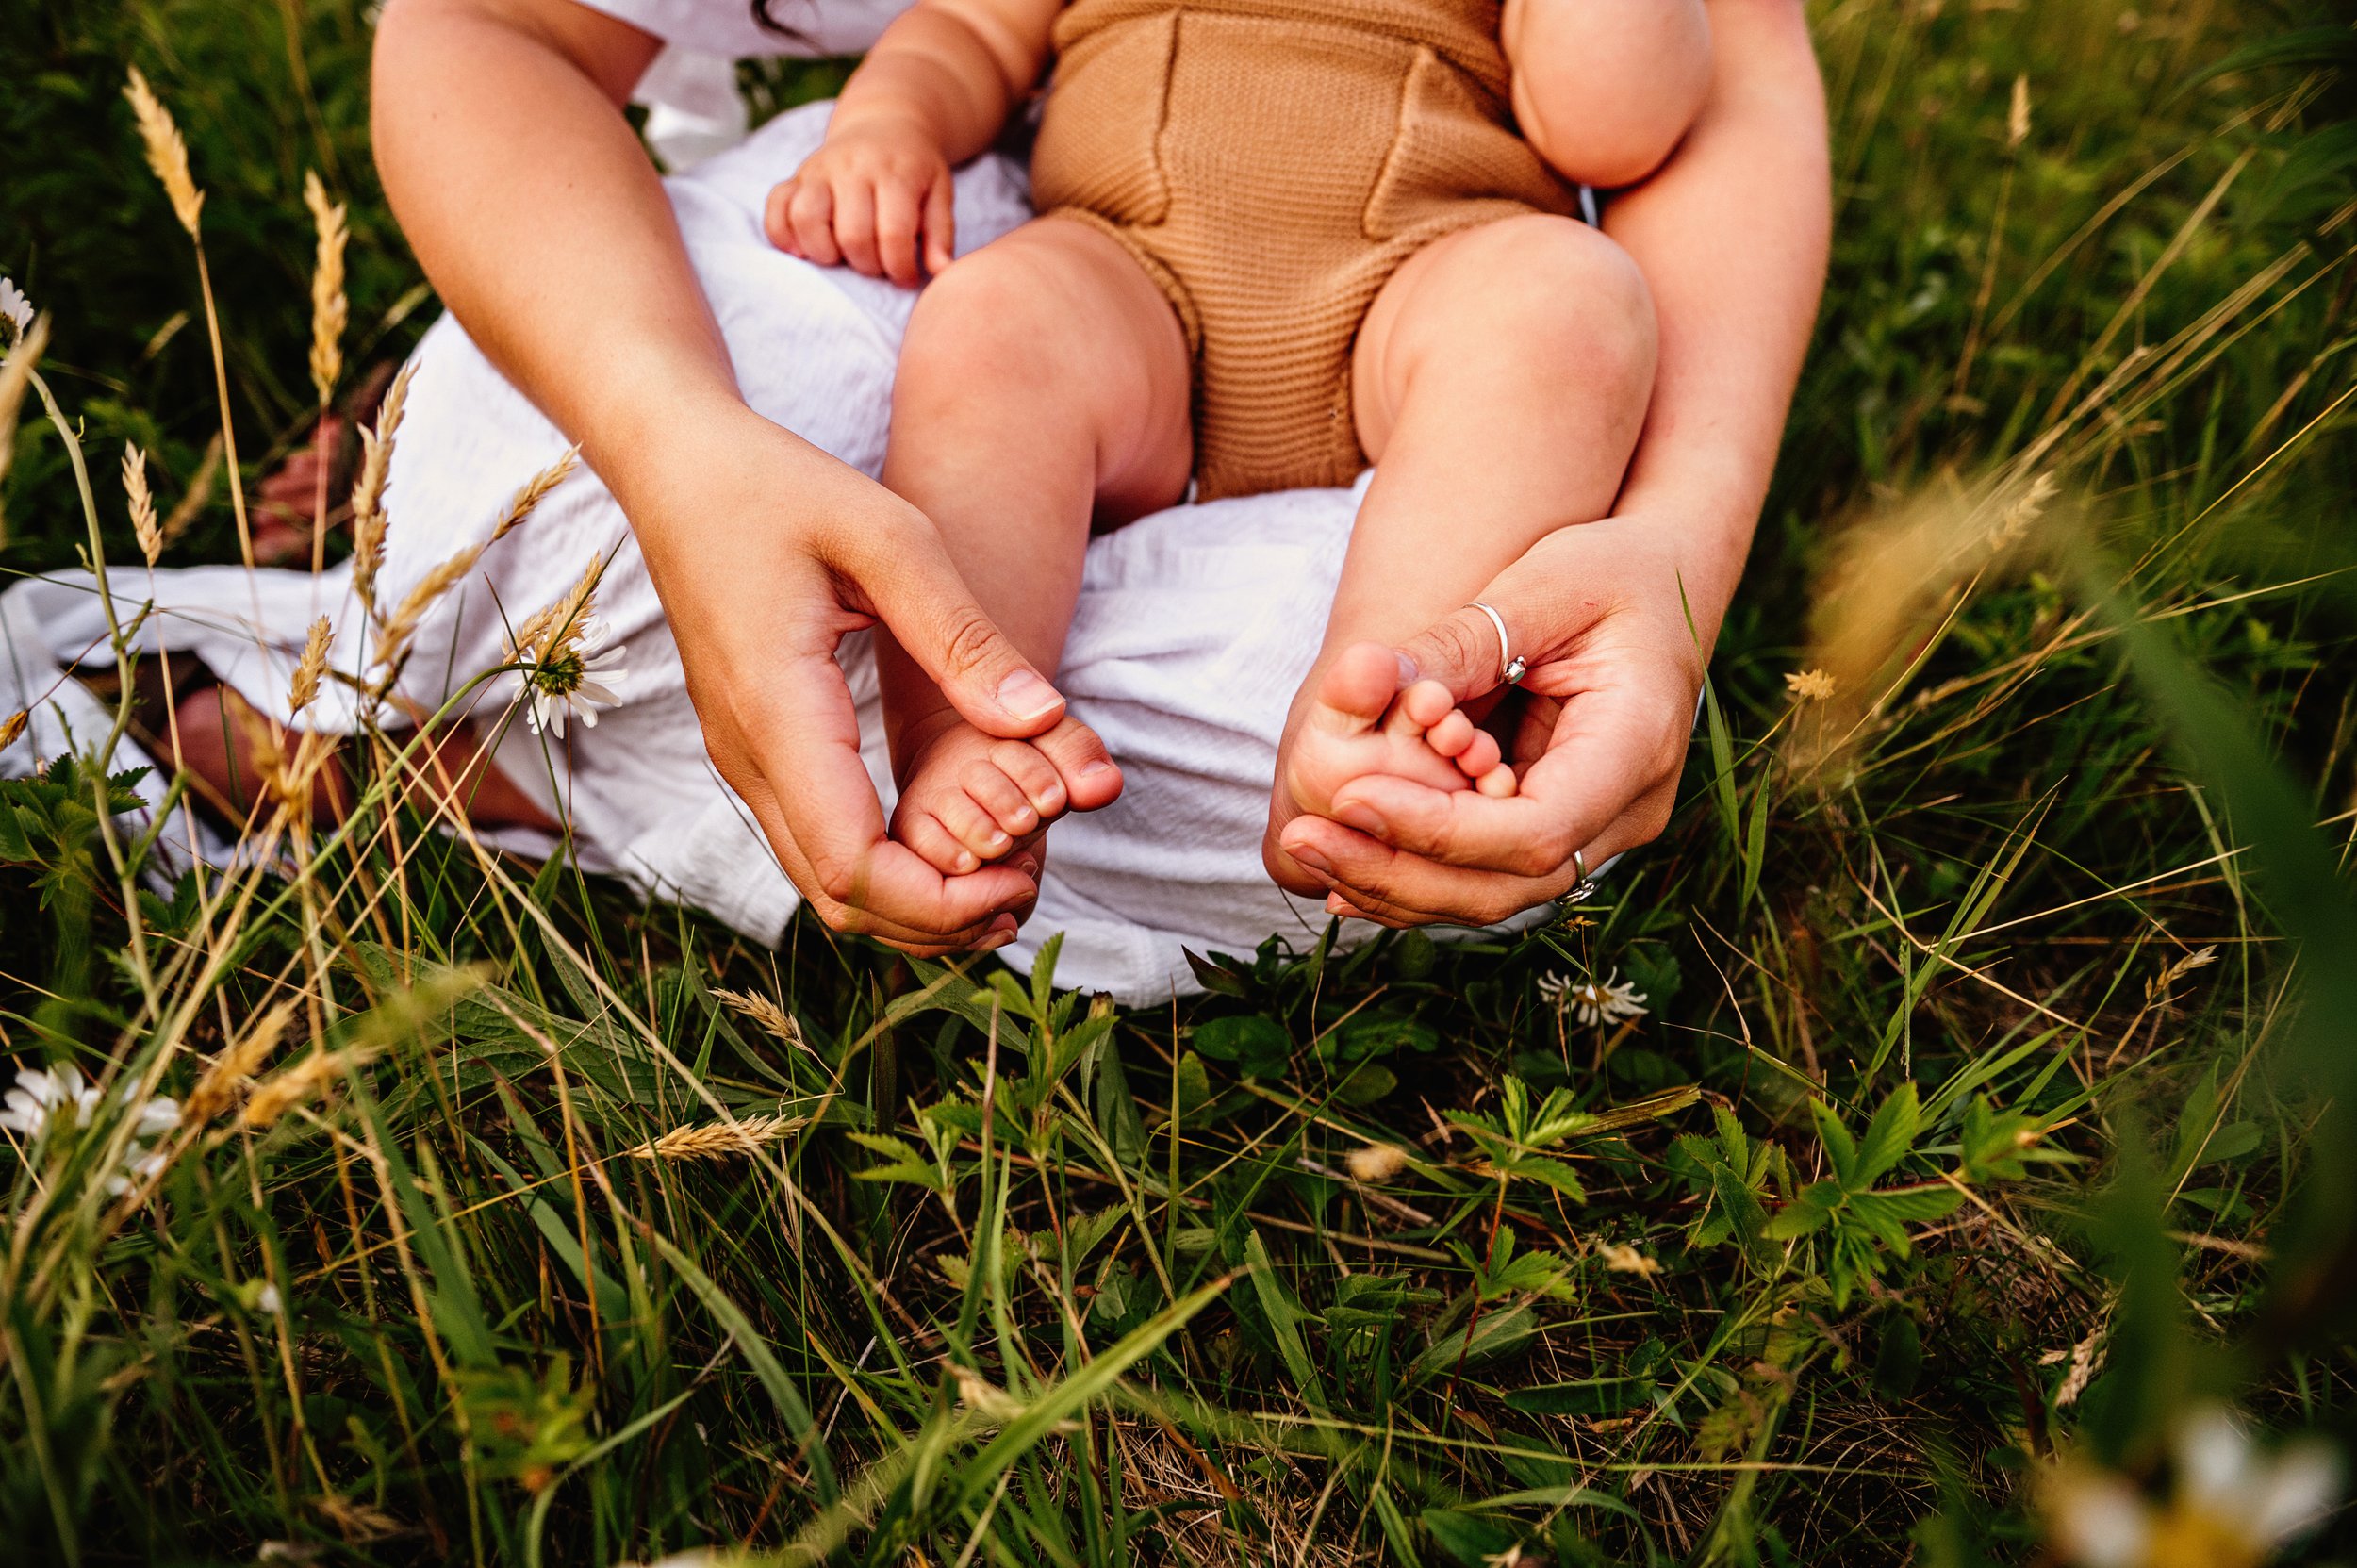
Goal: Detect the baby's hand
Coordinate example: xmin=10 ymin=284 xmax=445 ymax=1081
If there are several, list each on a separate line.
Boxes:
xmin=766 ymin=115 xmax=956 ymax=287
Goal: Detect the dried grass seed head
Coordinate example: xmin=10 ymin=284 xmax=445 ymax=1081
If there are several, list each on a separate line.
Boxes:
xmin=625 ymin=1113 xmax=803 ymax=1162
xmin=123 ymin=442 xmax=161 ymax=565
xmin=124 ymin=67 xmax=205 ymax=236
xmin=0 ymin=710 xmax=26 ymax=755
xmin=287 ymin=616 xmax=332 ymax=717
xmin=302 ymin=171 xmax=349 ymax=406
xmin=185 ymin=999 xmax=301 ymax=1127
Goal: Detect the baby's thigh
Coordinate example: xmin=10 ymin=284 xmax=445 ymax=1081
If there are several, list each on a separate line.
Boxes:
xmin=1351 ymin=215 xmax=1657 ymax=454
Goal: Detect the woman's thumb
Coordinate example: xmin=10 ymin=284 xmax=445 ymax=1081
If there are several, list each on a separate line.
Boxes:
xmin=1393 ymin=602 xmax=1518 ymax=703
xmin=860 ymin=531 xmax=1067 ymax=737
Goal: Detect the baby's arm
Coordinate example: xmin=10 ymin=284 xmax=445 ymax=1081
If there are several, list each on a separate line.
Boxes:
xmin=767 ymin=0 xmax=1061 ymax=283
xmin=1502 ymin=0 xmax=1712 ymax=189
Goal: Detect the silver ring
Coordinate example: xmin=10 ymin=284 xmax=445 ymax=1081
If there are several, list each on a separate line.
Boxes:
xmin=1469 ymin=602 xmax=1525 ymax=685
xmin=1563 ymin=849 xmax=1598 ymax=906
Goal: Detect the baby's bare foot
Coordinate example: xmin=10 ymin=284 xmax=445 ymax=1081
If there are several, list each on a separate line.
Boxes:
xmin=1280 ymin=641 xmax=1515 ymax=823
xmin=891 ymin=710 xmax=1123 ymax=875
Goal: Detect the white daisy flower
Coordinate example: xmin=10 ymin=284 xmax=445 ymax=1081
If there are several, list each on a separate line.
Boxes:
xmin=512 ymin=614 xmax=627 ymax=739
xmin=2046 ymin=1404 xmax=2343 ymax=1568
xmin=0 ymin=276 xmax=30 ymax=345
xmin=2 ymin=1063 xmax=101 ymax=1136
xmin=3 ymin=1065 xmax=180 ymax=1195
xmin=1537 ymin=970 xmax=1649 ymax=1027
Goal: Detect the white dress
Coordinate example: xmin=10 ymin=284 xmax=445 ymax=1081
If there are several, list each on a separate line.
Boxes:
xmin=0 ymin=0 xmax=1542 ymax=1002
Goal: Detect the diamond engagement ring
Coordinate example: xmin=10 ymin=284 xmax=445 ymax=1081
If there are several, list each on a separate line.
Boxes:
xmin=1469 ymin=602 xmax=1525 ymax=685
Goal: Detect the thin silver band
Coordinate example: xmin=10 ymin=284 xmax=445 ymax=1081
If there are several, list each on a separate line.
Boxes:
xmin=1468 ymin=602 xmax=1526 ymax=685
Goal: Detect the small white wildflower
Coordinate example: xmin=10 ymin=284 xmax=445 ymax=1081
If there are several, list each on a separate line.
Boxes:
xmin=512 ymin=615 xmax=627 ymax=739
xmin=0 ymin=277 xmax=30 ymax=345
xmin=2045 ymin=1404 xmax=2344 ymax=1568
xmin=257 ymin=1283 xmax=284 ymax=1315
xmin=1541 ymin=971 xmax=1649 ymax=1028
xmin=2 ymin=1064 xmax=101 ymax=1136
xmin=3 ymin=1065 xmax=179 ymax=1195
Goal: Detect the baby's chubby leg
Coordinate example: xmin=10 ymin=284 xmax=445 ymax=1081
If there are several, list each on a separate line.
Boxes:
xmin=879 ymin=217 xmax=1194 ymax=875
xmin=1267 ymin=214 xmax=1658 ymax=892
xmin=1503 ymin=0 xmax=1712 ymax=188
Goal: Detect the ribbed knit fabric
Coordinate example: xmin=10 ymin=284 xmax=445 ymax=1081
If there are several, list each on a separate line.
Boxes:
xmin=1030 ymin=0 xmax=1576 ymax=499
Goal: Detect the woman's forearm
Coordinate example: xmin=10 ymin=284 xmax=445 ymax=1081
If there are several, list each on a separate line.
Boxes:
xmin=372 ymin=0 xmax=754 ymax=512
xmin=1601 ymin=0 xmax=1830 ymax=637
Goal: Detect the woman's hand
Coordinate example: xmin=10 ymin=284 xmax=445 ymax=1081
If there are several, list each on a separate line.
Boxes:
xmin=1272 ymin=515 xmax=1706 ymax=927
xmin=766 ymin=114 xmax=956 ymax=286
xmin=627 ymin=407 xmax=1070 ymax=955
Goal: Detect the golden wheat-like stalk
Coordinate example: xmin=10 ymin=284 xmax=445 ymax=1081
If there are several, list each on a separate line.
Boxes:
xmin=0 ymin=710 xmax=25 ymax=755
xmin=375 ymin=542 xmax=486 ymax=672
xmin=239 ymin=1043 xmax=379 ymax=1130
xmin=713 ymin=987 xmax=815 ymax=1057
xmin=123 ymin=442 xmax=161 ymax=565
xmin=124 ymin=67 xmax=205 ymax=236
xmin=302 ymin=171 xmax=349 ymax=408
xmin=287 ymin=617 xmax=332 ymax=717
xmin=489 ymin=447 xmax=581 ymax=544
xmin=2008 ymin=74 xmax=2032 ymax=150
xmin=623 ymin=1112 xmax=804 ymax=1162
xmin=506 ymin=556 xmax=604 ymax=669
xmin=349 ymin=362 xmax=416 ymax=615
xmin=186 ymin=999 xmax=300 ymax=1127
xmin=1986 ymin=470 xmax=2058 ymax=553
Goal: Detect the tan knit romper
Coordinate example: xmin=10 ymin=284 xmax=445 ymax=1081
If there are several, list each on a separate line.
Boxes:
xmin=1028 ymin=0 xmax=1578 ymax=500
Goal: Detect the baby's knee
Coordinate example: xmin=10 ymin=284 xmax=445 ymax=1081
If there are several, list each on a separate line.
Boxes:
xmin=898 ymin=243 xmax=1077 ymax=388
xmin=1478 ymin=220 xmax=1657 ymax=391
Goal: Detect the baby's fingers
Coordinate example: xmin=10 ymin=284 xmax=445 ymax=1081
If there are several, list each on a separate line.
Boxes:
xmin=786 ymin=177 xmax=841 ymax=266
xmin=875 ymin=180 xmax=926 ymax=287
xmin=923 ymin=173 xmax=957 ymax=275
xmin=832 ymin=180 xmax=882 ymax=276
xmin=764 ymin=178 xmax=803 ymax=255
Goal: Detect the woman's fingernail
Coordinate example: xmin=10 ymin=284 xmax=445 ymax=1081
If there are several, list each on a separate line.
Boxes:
xmin=997 ymin=669 xmax=1062 ymax=721
xmin=1014 ymin=854 xmax=1040 ymax=879
xmin=1326 ymin=893 xmax=1353 ymax=916
xmin=1291 ymin=846 xmax=1334 ymax=877
xmin=1335 ymin=802 xmax=1385 ymax=836
xmin=1394 ymin=652 xmax=1419 ymax=685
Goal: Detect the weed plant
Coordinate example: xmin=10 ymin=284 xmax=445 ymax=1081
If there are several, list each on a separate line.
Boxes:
xmin=1 ymin=0 xmax=2354 ymax=1563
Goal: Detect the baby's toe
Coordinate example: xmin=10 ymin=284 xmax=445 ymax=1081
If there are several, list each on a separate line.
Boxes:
xmin=1393 ymin=678 xmax=1459 ymax=734
xmin=1030 ymin=718 xmax=1123 ymax=811
xmin=1475 ymin=762 xmax=1517 ymax=799
xmin=1425 ymin=709 xmax=1477 ymax=759
xmin=1453 ymin=728 xmax=1503 ymax=780
xmin=934 ymin=788 xmax=1015 ymax=863
xmin=964 ymin=753 xmax=1045 ymax=837
xmin=1311 ymin=643 xmax=1409 ymax=734
xmin=985 ymin=739 xmax=1068 ymax=820
xmin=899 ymin=808 xmax=983 ymax=876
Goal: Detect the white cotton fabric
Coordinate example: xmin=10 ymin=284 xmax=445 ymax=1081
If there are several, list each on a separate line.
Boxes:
xmin=0 ymin=103 xmax=1555 ymax=1002
xmin=574 ymin=0 xmax=908 ymax=59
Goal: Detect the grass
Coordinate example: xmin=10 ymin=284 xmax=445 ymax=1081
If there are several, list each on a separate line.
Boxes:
xmin=3 ymin=0 xmax=2355 ymax=1562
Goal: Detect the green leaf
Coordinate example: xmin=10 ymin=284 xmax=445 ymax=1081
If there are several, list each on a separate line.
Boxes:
xmin=1851 ymin=1083 xmax=1922 ymax=1189
xmin=1192 ymin=1014 xmax=1291 ymax=1077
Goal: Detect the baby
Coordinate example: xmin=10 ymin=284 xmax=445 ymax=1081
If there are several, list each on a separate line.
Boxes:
xmin=768 ymin=0 xmax=1709 ymax=883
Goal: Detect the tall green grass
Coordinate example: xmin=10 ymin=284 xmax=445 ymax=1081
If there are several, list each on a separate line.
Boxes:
xmin=2 ymin=0 xmax=2353 ymax=1562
